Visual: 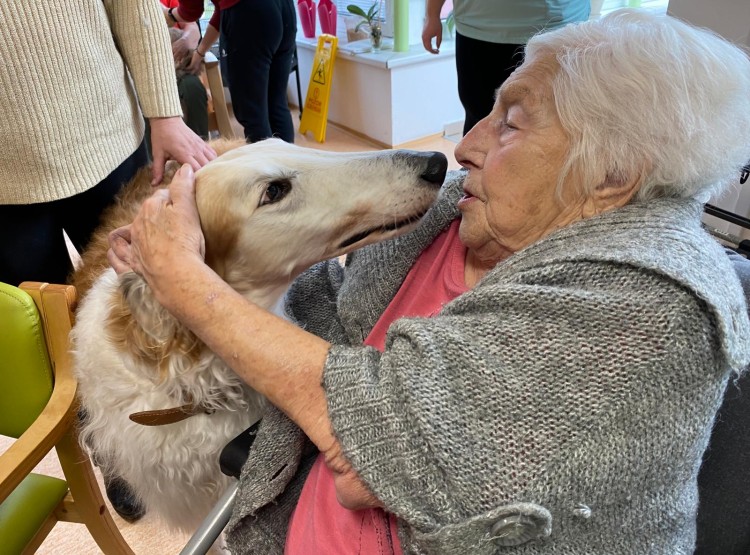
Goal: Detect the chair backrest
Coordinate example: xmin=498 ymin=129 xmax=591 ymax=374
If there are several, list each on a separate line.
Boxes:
xmin=0 ymin=282 xmax=55 ymax=438
xmin=695 ymin=249 xmax=750 ymax=554
xmin=0 ymin=281 xmax=134 ymax=555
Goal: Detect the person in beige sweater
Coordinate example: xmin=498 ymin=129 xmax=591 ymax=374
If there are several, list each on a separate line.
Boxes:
xmin=0 ymin=0 xmax=217 ymax=288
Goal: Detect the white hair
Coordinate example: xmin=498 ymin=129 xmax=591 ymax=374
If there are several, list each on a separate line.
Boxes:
xmin=525 ymin=9 xmax=750 ymax=201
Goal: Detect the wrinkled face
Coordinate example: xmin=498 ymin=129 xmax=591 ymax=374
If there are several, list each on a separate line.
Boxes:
xmin=454 ymin=52 xmax=589 ymax=266
xmin=193 ymin=139 xmax=446 ymax=298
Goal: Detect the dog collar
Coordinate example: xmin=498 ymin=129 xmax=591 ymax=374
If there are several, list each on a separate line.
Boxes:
xmin=129 ymin=403 xmax=214 ymax=426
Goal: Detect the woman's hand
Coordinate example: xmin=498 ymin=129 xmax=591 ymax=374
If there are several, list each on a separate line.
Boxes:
xmin=148 ymin=116 xmax=216 ymax=185
xmin=187 ymin=50 xmax=204 ymax=75
xmin=325 ymin=445 xmax=383 ymax=510
xmin=172 ymin=34 xmax=192 ymax=62
xmin=108 ymin=164 xmax=206 ymax=296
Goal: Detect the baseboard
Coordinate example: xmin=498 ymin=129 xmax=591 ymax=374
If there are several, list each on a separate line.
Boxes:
xmin=322 ymin=121 xmax=392 ymax=149
xmin=443 ymin=119 xmax=464 ymax=137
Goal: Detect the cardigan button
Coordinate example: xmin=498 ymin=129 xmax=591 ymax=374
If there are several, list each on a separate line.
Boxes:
xmin=488 ymin=504 xmax=552 ymax=546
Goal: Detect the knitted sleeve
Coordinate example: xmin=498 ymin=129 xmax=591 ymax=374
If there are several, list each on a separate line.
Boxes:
xmin=323 ymin=261 xmax=723 ymax=552
xmin=283 ymin=260 xmax=349 ymax=345
xmin=103 ymin=0 xmax=182 ymax=118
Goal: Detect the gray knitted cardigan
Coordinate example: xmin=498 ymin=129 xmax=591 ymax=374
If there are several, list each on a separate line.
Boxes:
xmin=226 ymin=171 xmax=750 ymax=554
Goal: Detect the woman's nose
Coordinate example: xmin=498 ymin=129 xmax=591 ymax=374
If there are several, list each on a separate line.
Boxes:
xmin=455 ymin=117 xmax=489 ymax=169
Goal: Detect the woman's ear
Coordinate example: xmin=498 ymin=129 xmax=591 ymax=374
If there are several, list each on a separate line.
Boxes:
xmin=582 ymin=162 xmax=648 ymax=218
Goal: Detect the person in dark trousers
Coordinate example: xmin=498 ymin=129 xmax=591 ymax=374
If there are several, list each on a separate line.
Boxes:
xmin=422 ymin=0 xmax=590 ymax=136
xmin=166 ymin=0 xmax=297 ymax=144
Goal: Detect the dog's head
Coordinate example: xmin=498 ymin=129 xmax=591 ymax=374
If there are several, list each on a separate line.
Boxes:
xmin=110 ymin=138 xmax=445 ymax=386
xmin=193 ymin=138 xmax=447 ymax=300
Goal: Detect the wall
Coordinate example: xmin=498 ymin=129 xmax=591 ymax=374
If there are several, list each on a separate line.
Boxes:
xmin=667 ymin=0 xmax=750 ymax=47
xmin=290 ymin=37 xmax=464 ymax=147
xmin=287 ymin=0 xmax=464 ymax=147
xmin=667 ymin=0 xmax=750 ymax=237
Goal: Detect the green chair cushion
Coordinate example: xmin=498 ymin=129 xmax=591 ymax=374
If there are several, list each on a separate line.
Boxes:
xmin=0 ymin=282 xmax=55 ymax=438
xmin=0 ymin=473 xmax=68 ymax=553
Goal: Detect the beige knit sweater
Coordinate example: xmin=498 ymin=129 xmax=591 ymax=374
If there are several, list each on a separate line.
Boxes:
xmin=0 ymin=0 xmax=183 ymax=204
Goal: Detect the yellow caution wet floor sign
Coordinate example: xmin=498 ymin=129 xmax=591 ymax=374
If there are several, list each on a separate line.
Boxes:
xmin=299 ymin=34 xmax=338 ymax=143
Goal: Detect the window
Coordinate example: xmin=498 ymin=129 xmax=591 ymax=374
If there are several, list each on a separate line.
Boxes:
xmin=339 ymin=0 xmax=393 ymax=39
xmin=198 ymin=0 xmax=215 ymax=33
xmin=595 ymin=0 xmax=670 ymax=17
xmin=340 ymin=0 xmax=386 ymax=20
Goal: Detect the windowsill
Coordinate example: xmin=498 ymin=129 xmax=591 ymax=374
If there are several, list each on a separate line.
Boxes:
xmin=291 ymin=33 xmax=464 ymax=145
xmin=295 ymin=35 xmax=456 ymax=69
xmin=592 ymin=1 xmax=669 ymax=19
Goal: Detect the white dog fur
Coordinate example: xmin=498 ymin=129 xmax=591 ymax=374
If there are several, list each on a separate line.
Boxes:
xmin=71 ymin=138 xmax=447 ymax=531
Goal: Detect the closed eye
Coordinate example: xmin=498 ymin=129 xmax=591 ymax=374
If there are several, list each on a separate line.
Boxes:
xmin=259 ymin=179 xmax=292 ymax=206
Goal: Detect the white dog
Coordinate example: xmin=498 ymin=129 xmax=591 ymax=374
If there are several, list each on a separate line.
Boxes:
xmin=71 ymin=138 xmax=447 ymax=531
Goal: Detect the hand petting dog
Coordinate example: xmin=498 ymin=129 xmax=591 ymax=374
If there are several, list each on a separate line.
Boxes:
xmin=109 ymin=164 xmax=206 ymax=291
xmin=148 ymin=117 xmax=216 ymax=185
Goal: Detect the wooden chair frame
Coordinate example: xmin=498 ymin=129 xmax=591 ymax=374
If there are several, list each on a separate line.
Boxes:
xmin=0 ymin=282 xmax=133 ymax=554
xmin=204 ymin=52 xmax=235 ymax=140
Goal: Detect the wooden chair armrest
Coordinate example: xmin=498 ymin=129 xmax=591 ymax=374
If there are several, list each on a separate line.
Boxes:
xmin=204 ymin=50 xmax=218 ymax=67
xmin=0 ymin=283 xmax=78 ymax=503
xmin=202 ymin=55 xmax=236 ymax=140
xmin=0 ymin=398 xmax=77 ymax=503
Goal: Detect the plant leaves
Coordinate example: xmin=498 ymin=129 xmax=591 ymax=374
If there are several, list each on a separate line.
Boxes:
xmin=446 ymin=11 xmax=455 ymax=36
xmin=347 ymin=4 xmax=368 ymax=18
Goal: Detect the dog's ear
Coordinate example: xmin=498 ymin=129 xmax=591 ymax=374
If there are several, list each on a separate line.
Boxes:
xmin=207 ymin=138 xmax=247 ymax=157
xmin=118 ymin=273 xmax=168 ymax=340
xmin=108 ymin=273 xmax=200 ymax=379
xmin=160 ymin=160 xmax=182 ymax=186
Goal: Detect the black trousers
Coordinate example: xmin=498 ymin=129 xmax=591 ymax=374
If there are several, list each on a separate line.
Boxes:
xmin=455 ymin=32 xmax=525 ymax=135
xmin=0 ymin=142 xmax=148 ymax=287
xmin=178 ymin=73 xmax=209 ymax=139
xmin=221 ymin=0 xmax=297 ymax=143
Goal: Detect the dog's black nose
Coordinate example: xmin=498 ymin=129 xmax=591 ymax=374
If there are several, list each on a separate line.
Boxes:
xmin=420 ymin=152 xmax=448 ymax=185
xmin=391 ymin=150 xmax=449 ymax=187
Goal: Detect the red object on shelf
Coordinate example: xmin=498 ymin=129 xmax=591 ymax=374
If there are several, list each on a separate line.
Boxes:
xmin=298 ymin=0 xmax=317 ymax=38
xmin=318 ymin=0 xmax=337 ymax=36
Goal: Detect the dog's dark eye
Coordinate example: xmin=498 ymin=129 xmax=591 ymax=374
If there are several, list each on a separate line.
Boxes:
xmin=259 ymin=179 xmax=292 ymax=206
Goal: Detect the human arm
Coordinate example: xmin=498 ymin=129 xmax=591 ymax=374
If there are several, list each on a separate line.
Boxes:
xmin=103 ymin=0 xmax=181 ymax=118
xmin=165 ymin=0 xmax=221 ymax=31
xmin=422 ymin=0 xmax=446 ymax=54
xmin=148 ymin=119 xmax=216 ymax=184
xmin=108 ymin=164 xmax=735 ymax=545
xmin=187 ymin=23 xmax=220 ymax=75
xmin=163 ymin=0 xmax=205 ymax=25
xmin=172 ymin=21 xmax=201 ymax=63
xmin=102 ymin=0 xmax=216 ymax=184
xmin=111 ymin=170 xmax=749 ymax=552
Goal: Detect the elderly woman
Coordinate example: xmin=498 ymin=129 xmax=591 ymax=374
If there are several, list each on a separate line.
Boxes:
xmin=110 ymin=10 xmax=750 ymax=554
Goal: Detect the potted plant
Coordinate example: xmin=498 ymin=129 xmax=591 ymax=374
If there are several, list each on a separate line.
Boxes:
xmin=347 ymin=2 xmax=383 ymax=51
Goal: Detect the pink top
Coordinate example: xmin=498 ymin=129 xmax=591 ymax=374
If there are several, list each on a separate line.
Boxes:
xmin=285 ymin=219 xmax=468 ymax=554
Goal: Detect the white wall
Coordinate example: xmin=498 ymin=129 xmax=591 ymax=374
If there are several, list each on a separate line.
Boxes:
xmin=290 ymin=40 xmax=464 ymax=146
xmin=667 ymin=0 xmax=750 ymax=238
xmin=287 ymin=0 xmax=464 ymax=147
xmin=667 ymin=0 xmax=750 ymax=47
